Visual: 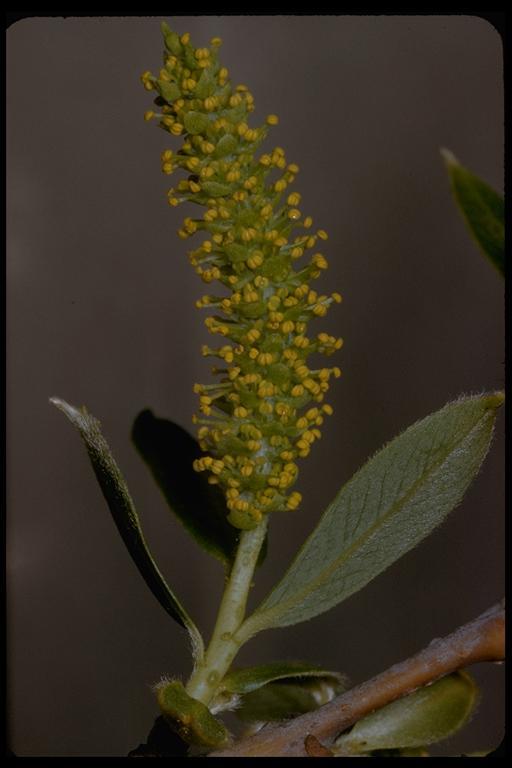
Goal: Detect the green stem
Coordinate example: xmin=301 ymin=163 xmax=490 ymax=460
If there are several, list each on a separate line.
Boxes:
xmin=185 ymin=518 xmax=268 ymax=705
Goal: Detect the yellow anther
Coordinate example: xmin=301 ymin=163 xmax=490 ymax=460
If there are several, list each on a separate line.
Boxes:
xmin=312 ymin=253 xmax=328 ymax=269
xmin=204 ymin=96 xmax=218 ymax=111
xmin=247 ymin=328 xmax=261 ymax=343
xmin=266 ymin=114 xmax=279 ymax=125
xmin=170 ymin=122 xmax=184 ymax=136
xmin=234 ymin=406 xmax=248 ymax=418
xmin=144 ymin=110 xmax=155 ymax=121
xmin=257 ymin=352 xmax=274 ymax=366
xmin=288 ymin=208 xmax=301 ymax=220
xmin=211 ymin=460 xmax=225 ymax=475
xmin=247 ymin=252 xmax=264 ymax=269
xmin=287 ymin=192 xmax=301 ymax=206
xmin=287 ymin=492 xmax=302 ymax=510
xmin=322 ymin=404 xmax=334 ymax=415
xmin=291 ymin=384 xmax=304 ymax=397
xmin=281 ymin=320 xmax=295 ymax=334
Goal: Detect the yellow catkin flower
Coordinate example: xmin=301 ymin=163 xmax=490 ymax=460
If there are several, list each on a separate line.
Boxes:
xmin=143 ymin=21 xmax=342 ymax=530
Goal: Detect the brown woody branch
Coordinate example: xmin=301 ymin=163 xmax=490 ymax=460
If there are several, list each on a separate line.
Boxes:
xmin=210 ymin=601 xmax=505 ymax=758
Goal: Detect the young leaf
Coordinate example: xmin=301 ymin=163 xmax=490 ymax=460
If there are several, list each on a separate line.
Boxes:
xmin=238 ymin=392 xmax=503 ymax=638
xmin=441 ymin=149 xmax=504 ymax=277
xmin=334 ymin=671 xmax=478 ymax=754
xmin=50 ymin=398 xmax=204 ymax=661
xmin=235 ymin=679 xmax=340 ymax=722
xmin=132 ymin=410 xmax=239 ymax=568
xmin=213 ymin=662 xmax=346 ymax=721
xmin=221 ymin=661 xmax=346 ymax=695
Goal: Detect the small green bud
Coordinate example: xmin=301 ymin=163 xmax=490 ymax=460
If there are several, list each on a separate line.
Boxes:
xmin=157 ymin=680 xmax=230 ymax=749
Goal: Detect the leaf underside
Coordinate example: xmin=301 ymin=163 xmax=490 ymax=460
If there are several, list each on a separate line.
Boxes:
xmin=241 ymin=393 xmax=502 ymax=636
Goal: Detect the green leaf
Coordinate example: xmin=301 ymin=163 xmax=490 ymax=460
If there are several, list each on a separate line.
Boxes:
xmin=50 ymin=398 xmax=204 ymax=661
xmin=236 ymin=680 xmax=339 ymax=722
xmin=157 ymin=680 xmax=230 ymax=749
xmin=132 ymin=410 xmax=238 ymax=568
xmin=441 ymin=149 xmax=504 ymax=277
xmin=221 ymin=661 xmax=346 ymax=695
xmin=239 ymin=392 xmax=503 ymax=637
xmin=212 ymin=662 xmax=346 ymax=722
xmin=335 ymin=671 xmax=478 ymax=754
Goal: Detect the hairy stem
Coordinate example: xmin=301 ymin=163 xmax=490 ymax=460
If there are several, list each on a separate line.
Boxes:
xmin=185 ymin=518 xmax=268 ymax=705
xmin=210 ymin=600 xmax=505 ymax=757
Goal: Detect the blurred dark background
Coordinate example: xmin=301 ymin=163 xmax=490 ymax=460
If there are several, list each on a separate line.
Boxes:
xmin=6 ymin=15 xmax=504 ymax=757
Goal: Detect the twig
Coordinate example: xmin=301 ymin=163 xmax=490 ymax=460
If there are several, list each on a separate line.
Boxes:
xmin=210 ymin=601 xmax=504 ymax=757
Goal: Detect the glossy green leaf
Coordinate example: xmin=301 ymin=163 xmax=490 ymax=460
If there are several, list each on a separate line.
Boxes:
xmin=441 ymin=149 xmax=504 ymax=277
xmin=335 ymin=671 xmax=478 ymax=754
xmin=132 ymin=410 xmax=239 ymax=568
xmin=239 ymin=393 xmax=503 ymax=638
xmin=51 ymin=398 xmax=204 ymax=661
xmin=157 ymin=680 xmax=230 ymax=749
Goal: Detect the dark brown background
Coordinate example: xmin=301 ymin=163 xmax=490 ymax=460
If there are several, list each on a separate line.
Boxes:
xmin=7 ymin=15 xmax=504 ymax=757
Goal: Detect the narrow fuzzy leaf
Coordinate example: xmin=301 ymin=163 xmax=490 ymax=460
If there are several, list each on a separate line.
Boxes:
xmin=50 ymin=397 xmax=204 ymax=661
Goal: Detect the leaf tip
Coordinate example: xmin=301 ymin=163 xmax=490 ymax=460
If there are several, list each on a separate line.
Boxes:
xmin=440 ymin=147 xmax=458 ymax=168
xmin=50 ymin=396 xmax=77 ymax=417
xmin=50 ymin=396 xmax=91 ymax=429
xmin=484 ymin=391 xmax=505 ymax=411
